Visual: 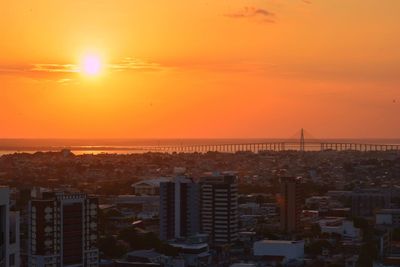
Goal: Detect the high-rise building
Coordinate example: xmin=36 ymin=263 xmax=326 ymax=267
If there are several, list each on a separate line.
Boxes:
xmin=28 ymin=192 xmax=99 ymax=267
xmin=159 ymin=176 xmax=200 ymax=240
xmin=280 ymin=177 xmax=303 ymax=233
xmin=351 ymin=189 xmax=390 ymax=218
xmin=200 ymin=173 xmax=238 ymax=245
xmin=0 ymin=186 xmax=20 ymax=267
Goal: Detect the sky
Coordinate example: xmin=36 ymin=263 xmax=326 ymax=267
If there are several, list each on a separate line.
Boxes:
xmin=0 ymin=0 xmax=399 ymax=139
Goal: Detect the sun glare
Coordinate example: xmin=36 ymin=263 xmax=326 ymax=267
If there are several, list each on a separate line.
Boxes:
xmin=81 ymin=54 xmax=102 ymax=76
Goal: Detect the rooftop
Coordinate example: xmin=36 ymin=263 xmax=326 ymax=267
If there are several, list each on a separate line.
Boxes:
xmin=131 ymin=177 xmax=172 ymax=187
xmin=256 ymin=240 xmax=304 ymax=245
xmin=376 ymin=209 xmax=400 ymax=214
xmin=125 ymin=249 xmax=161 ymax=259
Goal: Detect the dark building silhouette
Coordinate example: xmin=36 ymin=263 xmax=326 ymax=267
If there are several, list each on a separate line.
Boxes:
xmin=159 ymin=176 xmax=200 ymax=240
xmin=28 ymin=192 xmax=99 ymax=267
xmin=200 ymin=173 xmax=238 ymax=245
xmin=351 ymin=189 xmax=390 ymax=217
xmin=280 ymin=177 xmax=304 ymax=233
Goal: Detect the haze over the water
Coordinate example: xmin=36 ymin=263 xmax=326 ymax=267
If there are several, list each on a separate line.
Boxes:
xmin=0 ymin=138 xmax=399 ymax=155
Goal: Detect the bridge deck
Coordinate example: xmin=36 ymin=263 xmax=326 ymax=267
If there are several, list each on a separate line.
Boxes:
xmin=131 ymin=142 xmax=400 ymax=153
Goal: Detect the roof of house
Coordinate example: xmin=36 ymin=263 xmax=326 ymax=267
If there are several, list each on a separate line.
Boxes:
xmin=256 ymin=240 xmax=304 ymax=245
xmin=125 ymin=249 xmax=162 ymax=259
xmin=376 ymin=209 xmax=400 ymax=214
xmin=131 ymin=177 xmax=172 ymax=187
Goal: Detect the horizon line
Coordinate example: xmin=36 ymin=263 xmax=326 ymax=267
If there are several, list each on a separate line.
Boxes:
xmin=0 ymin=137 xmax=399 ymax=140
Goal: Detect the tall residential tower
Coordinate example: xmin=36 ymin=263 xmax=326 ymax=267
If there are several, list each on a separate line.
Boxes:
xmin=28 ymin=192 xmax=99 ymax=267
xmin=0 ymin=186 xmax=20 ymax=267
xmin=200 ymin=173 xmax=238 ymax=245
xmin=159 ymin=175 xmax=200 ymax=241
xmin=280 ymin=177 xmax=304 ymax=233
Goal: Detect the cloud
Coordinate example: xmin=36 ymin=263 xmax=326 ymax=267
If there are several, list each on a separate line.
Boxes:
xmin=57 ymin=78 xmax=73 ymax=84
xmin=0 ymin=64 xmax=79 ymax=82
xmin=0 ymin=58 xmax=163 ymax=82
xmin=0 ymin=63 xmax=79 ymax=78
xmin=224 ymin=6 xmax=275 ymax=23
xmin=108 ymin=58 xmax=161 ymax=72
xmin=31 ymin=64 xmax=79 ymax=73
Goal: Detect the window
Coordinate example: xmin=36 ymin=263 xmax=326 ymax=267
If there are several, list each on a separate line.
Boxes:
xmin=9 ymin=254 xmax=15 ymax=266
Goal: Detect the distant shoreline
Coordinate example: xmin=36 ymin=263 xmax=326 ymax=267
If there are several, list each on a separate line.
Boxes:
xmin=0 ymin=138 xmax=399 ymax=148
xmin=0 ymin=138 xmax=399 ymax=156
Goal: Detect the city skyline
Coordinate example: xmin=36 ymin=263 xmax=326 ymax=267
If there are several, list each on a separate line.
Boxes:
xmin=1 ymin=0 xmax=400 ymax=139
xmin=2 ymin=2 xmax=400 ymax=265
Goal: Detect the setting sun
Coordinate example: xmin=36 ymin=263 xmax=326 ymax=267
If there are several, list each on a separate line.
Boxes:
xmin=81 ymin=54 xmax=102 ymax=76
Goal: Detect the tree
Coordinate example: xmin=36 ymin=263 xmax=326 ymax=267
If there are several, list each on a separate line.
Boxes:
xmin=353 ymin=217 xmax=368 ymax=230
xmin=305 ymin=240 xmax=332 ymax=256
xmin=392 ymin=228 xmax=400 ymax=241
xmin=255 ymin=226 xmax=279 ymax=240
xmin=356 ymin=242 xmax=378 ymax=267
xmin=310 ymin=223 xmax=321 ymax=238
xmin=118 ymin=226 xmax=179 ymax=256
xmin=99 ymin=235 xmax=128 ymax=259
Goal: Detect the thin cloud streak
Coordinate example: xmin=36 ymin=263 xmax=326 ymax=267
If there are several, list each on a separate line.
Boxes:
xmin=107 ymin=58 xmax=162 ymax=72
xmin=0 ymin=58 xmax=163 ymax=81
xmin=31 ymin=64 xmax=79 ymax=73
xmin=224 ymin=6 xmax=275 ymax=23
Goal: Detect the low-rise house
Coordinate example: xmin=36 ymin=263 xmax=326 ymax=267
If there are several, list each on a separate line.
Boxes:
xmin=376 ymin=209 xmax=400 ymax=227
xmin=169 ymin=242 xmax=211 ymax=266
xmin=131 ymin=178 xmax=172 ymax=195
xmin=318 ymin=218 xmax=361 ymax=243
xmin=253 ymin=240 xmax=304 ymax=265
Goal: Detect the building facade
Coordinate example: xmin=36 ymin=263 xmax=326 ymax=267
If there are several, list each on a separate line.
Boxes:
xmin=280 ymin=177 xmax=304 ymax=233
xmin=200 ymin=173 xmax=238 ymax=245
xmin=318 ymin=218 xmax=361 ymax=243
xmin=0 ymin=186 xmax=20 ymax=267
xmin=253 ymin=240 xmax=305 ymax=265
xmin=351 ymin=189 xmax=390 ymax=218
xmin=131 ymin=177 xmax=172 ymax=196
xmin=376 ymin=209 xmax=400 ymax=226
xmin=28 ymin=192 xmax=99 ymax=267
xmin=159 ymin=176 xmax=200 ymax=240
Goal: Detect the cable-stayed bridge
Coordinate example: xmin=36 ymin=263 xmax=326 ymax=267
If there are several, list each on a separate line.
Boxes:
xmin=134 ymin=129 xmax=400 ymax=153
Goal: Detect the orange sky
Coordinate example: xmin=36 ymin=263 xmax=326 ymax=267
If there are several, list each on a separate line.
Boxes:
xmin=1 ymin=0 xmax=399 ymax=139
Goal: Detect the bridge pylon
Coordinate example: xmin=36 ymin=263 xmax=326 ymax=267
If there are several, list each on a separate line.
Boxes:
xmin=300 ymin=128 xmax=305 ymax=152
